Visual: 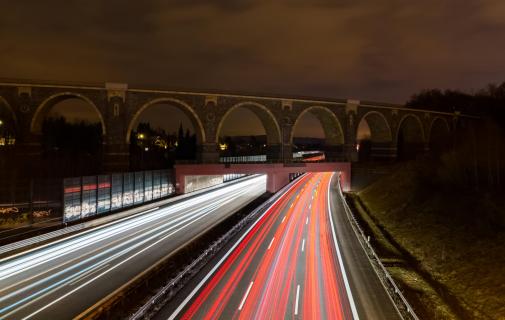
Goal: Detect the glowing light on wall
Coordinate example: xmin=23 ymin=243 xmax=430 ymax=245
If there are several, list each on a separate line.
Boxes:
xmin=63 ymin=170 xmax=174 ymax=222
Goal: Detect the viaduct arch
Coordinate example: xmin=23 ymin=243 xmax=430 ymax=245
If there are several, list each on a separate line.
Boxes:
xmin=30 ymin=92 xmax=107 ymax=135
xmin=127 ymin=97 xmax=206 ymax=145
xmin=0 ymin=81 xmax=473 ymax=172
xmin=216 ymin=101 xmax=282 ymax=161
xmin=0 ymin=95 xmax=17 ymax=133
xmin=355 ymin=111 xmax=393 ymax=161
xmin=396 ymin=114 xmax=426 ymax=159
xmin=291 ymin=106 xmax=345 ymax=160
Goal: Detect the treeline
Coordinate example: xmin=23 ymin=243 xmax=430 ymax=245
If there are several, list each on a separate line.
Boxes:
xmin=406 ymin=82 xmax=505 ymax=193
xmin=218 ymin=135 xmax=267 ymax=156
xmin=42 ymin=117 xmax=102 ymax=155
xmin=39 ymin=117 xmax=103 ymax=177
xmin=407 ymin=82 xmax=505 ymax=126
xmin=130 ymin=122 xmax=196 ymax=170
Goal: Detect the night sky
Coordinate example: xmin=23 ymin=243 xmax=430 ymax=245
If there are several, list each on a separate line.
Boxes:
xmin=3 ymin=1 xmax=505 ymax=136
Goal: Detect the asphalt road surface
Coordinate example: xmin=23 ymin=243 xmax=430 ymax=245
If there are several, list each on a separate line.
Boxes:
xmin=162 ymin=172 xmax=401 ymax=320
xmin=0 ymin=175 xmax=266 ymax=320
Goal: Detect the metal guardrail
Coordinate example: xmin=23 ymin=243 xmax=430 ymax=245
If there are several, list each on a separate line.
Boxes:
xmin=130 ymin=174 xmax=418 ymax=320
xmin=129 ymin=174 xmax=305 ymax=320
xmin=0 ymin=223 xmax=82 ymax=256
xmin=337 ymin=184 xmax=419 ymax=320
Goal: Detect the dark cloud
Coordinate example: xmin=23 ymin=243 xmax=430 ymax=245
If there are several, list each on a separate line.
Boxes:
xmin=1 ymin=0 xmax=504 ymax=104
xmin=166 ymin=0 xmax=258 ymax=12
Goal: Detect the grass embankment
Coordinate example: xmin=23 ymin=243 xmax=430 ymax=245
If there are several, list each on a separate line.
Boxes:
xmin=349 ymin=162 xmax=505 ymax=320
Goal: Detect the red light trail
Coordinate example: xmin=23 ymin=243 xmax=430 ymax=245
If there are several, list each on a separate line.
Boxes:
xmin=174 ymin=172 xmax=357 ymax=319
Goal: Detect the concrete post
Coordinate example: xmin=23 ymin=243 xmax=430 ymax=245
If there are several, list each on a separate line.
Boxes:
xmin=198 ymin=143 xmax=219 ymax=163
xmin=13 ymin=87 xmax=43 ymax=177
xmin=103 ymin=143 xmax=129 ymax=172
xmin=267 ymin=172 xmax=290 ymax=193
xmin=344 ymin=99 xmax=359 ymax=162
xmin=14 ymin=133 xmax=43 ymax=177
xmin=324 ymin=145 xmax=344 ymax=161
xmin=266 ymin=143 xmax=281 ymax=162
xmin=281 ymin=119 xmax=293 ymax=162
xmin=103 ymin=83 xmax=129 ymax=173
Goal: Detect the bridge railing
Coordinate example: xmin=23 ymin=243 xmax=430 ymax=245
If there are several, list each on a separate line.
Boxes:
xmin=177 ymin=158 xmax=343 ymax=165
xmin=219 ymin=155 xmax=267 ymax=163
xmin=176 ymin=152 xmax=342 ymax=165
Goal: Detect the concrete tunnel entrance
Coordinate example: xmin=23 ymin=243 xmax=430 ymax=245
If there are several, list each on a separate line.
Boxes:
xmin=174 ymin=163 xmax=351 ymax=194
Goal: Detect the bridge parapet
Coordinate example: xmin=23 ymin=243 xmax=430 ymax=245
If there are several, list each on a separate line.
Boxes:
xmin=174 ymin=162 xmax=352 ymax=194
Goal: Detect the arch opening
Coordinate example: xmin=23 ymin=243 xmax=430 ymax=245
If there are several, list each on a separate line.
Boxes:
xmin=291 ymin=106 xmax=344 ymax=161
xmin=216 ymin=102 xmax=281 ymax=161
xmin=356 ymin=111 xmax=392 ymax=162
xmin=428 ymin=117 xmax=451 ymax=156
xmin=128 ymin=101 xmax=201 ymax=169
xmin=36 ymin=96 xmax=104 ymax=177
xmin=0 ymin=97 xmax=17 ymax=148
xmin=397 ymin=114 xmax=425 ymax=160
xmin=31 ymin=93 xmax=105 ymax=135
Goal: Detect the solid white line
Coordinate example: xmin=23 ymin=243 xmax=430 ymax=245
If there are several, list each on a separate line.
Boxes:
xmin=19 ymin=201 xmax=229 ymax=320
xmin=167 ymin=176 xmax=305 ymax=320
xmin=267 ymin=237 xmax=275 ymax=250
xmin=294 ymin=284 xmax=301 ymax=315
xmin=327 ymin=173 xmax=360 ymax=320
xmin=17 ymin=186 xmax=255 ymax=319
xmin=67 ymin=263 xmax=109 ymax=286
xmin=0 ymin=207 xmax=193 ymax=296
xmin=301 ymin=239 xmax=305 ymax=252
xmin=238 ymin=281 xmax=254 ymax=311
xmin=281 ymin=216 xmax=286 ymax=223
xmin=0 ymin=207 xmax=159 ymax=263
xmin=1 ymin=177 xmax=265 ymax=278
xmin=1 ymin=176 xmax=266 ymax=264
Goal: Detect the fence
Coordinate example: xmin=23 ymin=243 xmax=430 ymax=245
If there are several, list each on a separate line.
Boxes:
xmin=0 ymin=177 xmax=61 ymax=231
xmin=219 ymin=152 xmax=327 ymax=164
xmin=223 ymin=173 xmax=246 ymax=182
xmin=220 ymin=155 xmax=267 ymax=163
xmin=63 ymin=170 xmax=174 ymax=223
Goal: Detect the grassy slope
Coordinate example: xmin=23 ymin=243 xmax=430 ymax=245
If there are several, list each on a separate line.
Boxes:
xmin=358 ymin=163 xmax=505 ymax=320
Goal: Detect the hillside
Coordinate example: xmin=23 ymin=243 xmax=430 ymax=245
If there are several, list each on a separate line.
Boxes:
xmin=356 ymin=162 xmax=505 ymax=319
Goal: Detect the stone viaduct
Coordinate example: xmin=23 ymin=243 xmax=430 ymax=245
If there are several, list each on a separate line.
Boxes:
xmin=0 ymin=81 xmax=472 ymax=172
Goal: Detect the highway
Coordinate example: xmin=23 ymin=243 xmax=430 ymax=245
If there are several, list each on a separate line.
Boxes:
xmin=162 ymin=172 xmax=401 ymax=319
xmin=0 ymin=175 xmax=267 ymax=320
